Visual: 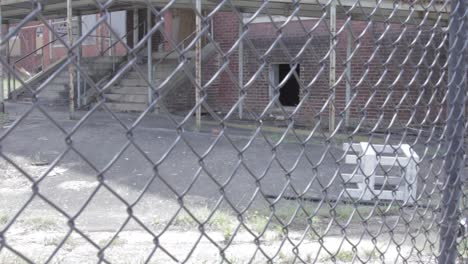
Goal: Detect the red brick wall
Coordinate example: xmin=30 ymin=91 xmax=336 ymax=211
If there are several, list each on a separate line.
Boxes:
xmin=203 ymin=15 xmax=448 ymax=128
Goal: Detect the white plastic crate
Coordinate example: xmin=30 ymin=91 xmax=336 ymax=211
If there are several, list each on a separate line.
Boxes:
xmin=342 ymin=142 xmax=419 ymax=204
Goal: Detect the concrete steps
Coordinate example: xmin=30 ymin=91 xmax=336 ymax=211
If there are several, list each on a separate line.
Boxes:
xmin=119 ymin=79 xmax=149 ymax=87
xmin=109 ymin=86 xmax=148 ymax=95
xmin=14 ymin=56 xmax=125 ymax=105
xmin=103 ymin=43 xmax=217 ymax=112
xmin=105 ymin=102 xmax=148 ymax=112
xmin=104 ymin=93 xmax=147 ymax=103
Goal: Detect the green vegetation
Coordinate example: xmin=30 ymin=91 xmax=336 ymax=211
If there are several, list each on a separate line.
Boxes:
xmin=335 ymin=250 xmax=355 ymax=262
xmin=98 ymin=236 xmax=127 ymax=248
xmin=1 ymin=77 xmax=22 ymax=97
xmin=23 ymin=217 xmax=58 ymax=231
xmin=246 ymin=212 xmax=269 ymax=235
xmin=323 ymin=250 xmax=355 ymax=263
xmin=43 ymin=236 xmax=61 ymax=247
xmin=0 ymin=213 xmax=9 ymax=226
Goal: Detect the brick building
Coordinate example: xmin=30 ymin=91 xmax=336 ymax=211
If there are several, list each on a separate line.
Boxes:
xmin=7 ymin=9 xmax=447 ymax=128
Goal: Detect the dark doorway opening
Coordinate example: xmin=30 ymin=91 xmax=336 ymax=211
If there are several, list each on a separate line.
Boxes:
xmin=278 ymin=64 xmax=300 ymax=106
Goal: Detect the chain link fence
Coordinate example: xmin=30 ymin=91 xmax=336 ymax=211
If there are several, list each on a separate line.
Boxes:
xmin=0 ymin=0 xmax=466 ymax=263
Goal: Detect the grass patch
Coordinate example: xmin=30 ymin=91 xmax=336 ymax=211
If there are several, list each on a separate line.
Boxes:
xmin=157 ymin=208 xmax=237 ymax=234
xmin=0 ymin=213 xmax=9 ymax=226
xmin=458 ymin=238 xmax=468 ymax=259
xmin=2 ymin=78 xmax=22 ymax=95
xmin=209 ymin=211 xmax=235 ymax=230
xmin=23 ymin=217 xmax=58 ymax=231
xmin=221 ymin=225 xmax=233 ymax=243
xmin=0 ymin=112 xmax=8 ymax=125
xmin=43 ymin=236 xmax=61 ymax=247
xmin=0 ymin=254 xmax=27 ymax=264
xmin=273 ymin=205 xmax=322 ymax=227
xmin=335 ymin=250 xmax=354 ymax=262
xmin=323 ymin=250 xmax=355 ymax=263
xmin=330 ymin=204 xmax=400 ymax=222
xmin=62 ymin=237 xmax=80 ymax=252
xmin=278 ymin=252 xmax=296 ymax=263
xmin=362 ymin=248 xmax=379 ymax=260
xmin=172 ymin=212 xmax=197 ymax=227
xmin=333 ymin=205 xmax=357 ymax=221
xmin=247 ymin=212 xmax=269 ymax=235
xmin=98 ymin=236 xmax=127 ymax=248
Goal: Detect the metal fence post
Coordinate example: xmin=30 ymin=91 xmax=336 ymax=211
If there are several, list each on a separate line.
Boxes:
xmin=438 ymin=0 xmax=467 ymax=262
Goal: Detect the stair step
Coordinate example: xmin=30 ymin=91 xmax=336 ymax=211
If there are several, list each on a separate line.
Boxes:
xmin=104 ymin=93 xmax=148 ymax=104
xmin=105 ymin=102 xmax=148 ymax=112
xmin=110 ymin=86 xmax=148 ymax=95
xmin=119 ymin=79 xmax=149 ymax=86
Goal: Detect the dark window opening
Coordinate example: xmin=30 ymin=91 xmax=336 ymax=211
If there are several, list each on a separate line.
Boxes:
xmin=278 ymin=64 xmax=300 ymax=106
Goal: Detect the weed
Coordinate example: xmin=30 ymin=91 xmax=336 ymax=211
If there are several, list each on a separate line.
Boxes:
xmin=222 ymin=226 xmax=233 ymax=243
xmin=335 ymin=250 xmax=354 ymax=262
xmin=362 ymin=248 xmax=378 ymax=260
xmin=62 ymin=237 xmax=80 ymax=252
xmin=0 ymin=254 xmax=27 ymax=264
xmin=278 ymin=252 xmax=296 ymax=264
xmin=98 ymin=236 xmax=127 ymax=248
xmin=0 ymin=112 xmax=8 ymax=125
xmin=43 ymin=236 xmax=61 ymax=247
xmin=23 ymin=217 xmax=57 ymax=231
xmin=209 ymin=211 xmax=235 ymax=230
xmin=273 ymin=206 xmax=321 ymax=227
xmin=247 ymin=212 xmax=269 ymax=235
xmin=0 ymin=213 xmax=8 ymax=226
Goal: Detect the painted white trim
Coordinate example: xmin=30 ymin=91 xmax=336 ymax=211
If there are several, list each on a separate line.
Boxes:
xmin=243 ymin=15 xmax=318 ymax=24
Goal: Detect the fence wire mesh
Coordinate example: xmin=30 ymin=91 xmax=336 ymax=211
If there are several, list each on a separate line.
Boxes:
xmin=0 ymin=0 xmax=466 ymax=263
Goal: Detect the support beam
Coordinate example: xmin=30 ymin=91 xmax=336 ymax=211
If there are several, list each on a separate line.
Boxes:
xmin=328 ymin=0 xmax=336 ymax=132
xmin=133 ymin=9 xmax=139 ymax=48
xmin=108 ymin=12 xmax=113 ymax=57
xmin=49 ymin=21 xmax=53 ymax=62
xmin=238 ymin=17 xmax=244 ymax=120
xmin=6 ymin=23 xmax=10 ymax=100
xmin=77 ymin=15 xmax=82 ymax=109
xmin=345 ymin=21 xmax=352 ymax=128
xmin=67 ymin=0 xmax=75 ymax=119
xmin=147 ymin=7 xmax=153 ymax=108
xmin=195 ymin=0 xmax=202 ymax=130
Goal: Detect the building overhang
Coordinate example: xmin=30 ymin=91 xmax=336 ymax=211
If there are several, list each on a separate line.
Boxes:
xmin=1 ymin=0 xmax=450 ymax=25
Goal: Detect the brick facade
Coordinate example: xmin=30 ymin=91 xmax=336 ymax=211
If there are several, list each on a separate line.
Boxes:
xmin=7 ymin=10 xmax=448 ymax=129
xmin=203 ymin=13 xmax=448 ymax=128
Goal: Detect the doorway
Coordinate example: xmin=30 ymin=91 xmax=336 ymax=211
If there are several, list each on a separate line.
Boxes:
xmin=270 ymin=64 xmax=300 ymax=107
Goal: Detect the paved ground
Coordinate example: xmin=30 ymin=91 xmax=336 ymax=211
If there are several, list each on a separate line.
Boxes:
xmin=0 ymin=102 xmax=455 ymax=263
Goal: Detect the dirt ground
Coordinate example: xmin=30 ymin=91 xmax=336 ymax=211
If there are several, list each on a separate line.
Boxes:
xmin=0 ymin=102 xmax=460 ymax=263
